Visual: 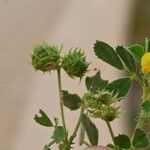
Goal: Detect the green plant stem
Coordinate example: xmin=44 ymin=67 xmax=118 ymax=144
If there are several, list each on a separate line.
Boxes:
xmin=57 ymin=69 xmax=67 ymax=132
xmin=69 ymin=108 xmax=84 ymax=144
xmin=135 ymin=86 xmax=150 ymax=129
xmin=106 ymin=121 xmax=117 ymax=148
xmin=47 ymin=140 xmax=55 ymax=147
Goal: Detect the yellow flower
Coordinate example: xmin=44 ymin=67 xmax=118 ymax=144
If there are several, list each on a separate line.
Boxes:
xmin=141 ymin=52 xmax=150 ymax=73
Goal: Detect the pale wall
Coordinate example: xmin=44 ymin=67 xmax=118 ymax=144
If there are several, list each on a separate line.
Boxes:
xmin=0 ymin=0 xmax=134 ymax=150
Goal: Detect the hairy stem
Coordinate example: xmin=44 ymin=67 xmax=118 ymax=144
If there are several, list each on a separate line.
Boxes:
xmin=135 ymin=86 xmax=150 ymax=129
xmin=57 ymin=69 xmax=67 ymax=132
xmin=106 ymin=121 xmax=117 ymax=149
xmin=130 ymin=86 xmax=150 ymax=150
xmin=47 ymin=140 xmax=55 ymax=147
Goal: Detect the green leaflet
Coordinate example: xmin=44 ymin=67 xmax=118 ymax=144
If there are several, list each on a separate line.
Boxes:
xmin=116 ymin=46 xmax=137 ymax=73
xmin=34 ymin=109 xmax=53 ymax=127
xmin=93 ymin=41 xmax=123 ymax=70
xmin=53 ymin=126 xmax=66 ymax=144
xmin=85 ymin=71 xmax=108 ymax=93
xmin=132 ymin=128 xmax=149 ymax=148
xmin=81 ymin=114 xmax=99 ymax=145
xmin=105 ymin=77 xmax=132 ymax=99
xmin=141 ymin=100 xmax=150 ymax=113
xmin=128 ymin=44 xmax=144 ymax=62
xmin=62 ymin=90 xmax=82 ymax=110
xmin=114 ymin=134 xmax=131 ymax=149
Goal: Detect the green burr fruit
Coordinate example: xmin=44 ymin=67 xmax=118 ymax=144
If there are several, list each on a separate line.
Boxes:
xmin=61 ymin=48 xmax=89 ymax=78
xmin=31 ymin=42 xmax=61 ymax=72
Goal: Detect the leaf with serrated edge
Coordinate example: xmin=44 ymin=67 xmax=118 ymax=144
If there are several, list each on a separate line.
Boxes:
xmin=116 ymin=46 xmax=137 ymax=73
xmin=105 ymin=77 xmax=132 ymax=99
xmin=128 ymin=44 xmax=144 ymax=62
xmin=94 ymin=41 xmax=123 ymax=70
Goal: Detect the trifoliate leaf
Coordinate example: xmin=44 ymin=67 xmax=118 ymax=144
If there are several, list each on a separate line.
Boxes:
xmin=105 ymin=77 xmax=132 ymax=99
xmin=34 ymin=109 xmax=53 ymax=127
xmin=114 ymin=134 xmax=131 ymax=149
xmin=81 ymin=114 xmax=99 ymax=145
xmin=62 ymin=90 xmax=82 ymax=110
xmin=93 ymin=41 xmax=123 ymax=70
xmin=116 ymin=46 xmax=137 ymax=73
xmin=85 ymin=71 xmax=108 ymax=93
xmin=53 ymin=126 xmax=66 ymax=143
xmin=128 ymin=44 xmax=144 ymax=62
xmin=141 ymin=100 xmax=150 ymax=112
xmin=132 ymin=128 xmax=149 ymax=148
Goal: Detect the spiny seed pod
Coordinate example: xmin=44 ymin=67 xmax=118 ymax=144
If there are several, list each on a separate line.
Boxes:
xmin=31 ymin=42 xmax=61 ymax=72
xmin=61 ymin=48 xmax=89 ymax=78
xmin=96 ymin=90 xmax=118 ymax=105
xmin=100 ymin=106 xmax=119 ymax=121
xmin=83 ymin=92 xmax=102 ymax=109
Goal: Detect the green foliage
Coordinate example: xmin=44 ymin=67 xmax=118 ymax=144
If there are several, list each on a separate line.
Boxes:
xmin=31 ymin=42 xmax=60 ymax=72
xmin=61 ymin=49 xmax=89 ymax=78
xmin=105 ymin=77 xmax=132 ymax=99
xmin=85 ymin=71 xmax=108 ymax=93
xmin=114 ymin=134 xmax=131 ymax=149
xmin=31 ymin=39 xmax=150 ymax=150
xmin=141 ymin=100 xmax=150 ymax=112
xmin=132 ymin=128 xmax=149 ymax=148
xmin=93 ymin=41 xmax=123 ymax=70
xmin=128 ymin=44 xmax=144 ymax=62
xmin=116 ymin=46 xmax=137 ymax=73
xmin=81 ymin=114 xmax=99 ymax=145
xmin=62 ymin=90 xmax=82 ymax=110
xmin=53 ymin=126 xmax=66 ymax=144
xmin=34 ymin=109 xmax=53 ymax=127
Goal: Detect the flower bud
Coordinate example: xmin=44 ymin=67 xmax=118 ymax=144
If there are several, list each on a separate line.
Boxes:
xmin=141 ymin=52 xmax=150 ymax=74
xmin=61 ymin=49 xmax=89 ymax=78
xmin=31 ymin=42 xmax=60 ymax=72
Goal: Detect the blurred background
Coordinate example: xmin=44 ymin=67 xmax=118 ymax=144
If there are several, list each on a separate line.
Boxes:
xmin=0 ymin=0 xmax=150 ymax=149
